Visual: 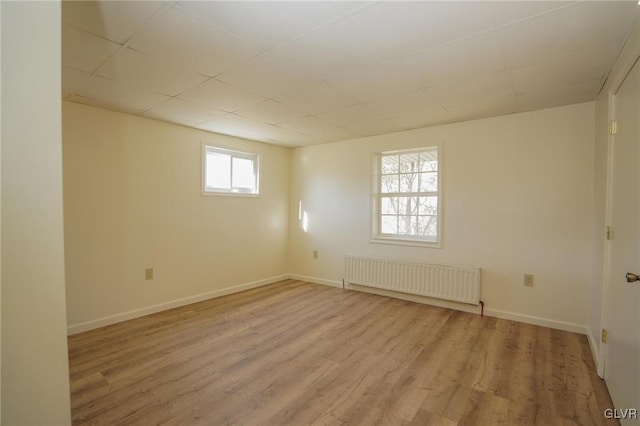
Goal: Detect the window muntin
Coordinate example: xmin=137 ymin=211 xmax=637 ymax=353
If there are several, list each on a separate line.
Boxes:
xmin=203 ymin=145 xmax=259 ymax=195
xmin=373 ymin=147 xmax=440 ymax=246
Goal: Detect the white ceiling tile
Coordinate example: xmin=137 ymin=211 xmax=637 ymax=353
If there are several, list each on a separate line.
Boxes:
xmin=447 ymin=93 xmax=518 ymax=122
xmin=197 ymin=114 xmax=306 ymax=145
xmin=62 ymin=1 xmax=164 ymax=45
xmin=279 ymin=115 xmax=362 ymax=142
xmin=511 ymin=49 xmax=613 ymax=94
xmin=62 ymin=23 xmax=120 ymax=73
xmin=499 ymin=1 xmax=640 ymax=68
xmin=62 ymin=67 xmax=92 ymax=98
xmin=130 ymin=6 xmax=260 ymax=78
xmin=336 ymin=2 xmax=376 ymax=13
xmin=317 ymin=103 xmax=400 ymax=136
xmin=427 ymin=70 xmax=514 ymax=107
xmin=516 ymin=78 xmax=603 ymax=112
xmin=352 ymin=1 xmax=495 ymax=58
xmin=216 ymin=53 xmax=321 ymax=98
xmin=273 ymin=82 xmax=358 ymax=115
xmin=97 ymin=48 xmax=208 ymax=97
xmin=234 ymin=100 xmax=307 ymax=126
xmin=329 ymin=59 xmax=430 ymax=103
xmin=490 ymin=2 xmax=575 ymax=27
xmin=179 ymin=79 xmax=266 ymax=113
xmin=146 ymin=98 xmax=226 ymax=125
xmin=408 ymin=31 xmax=507 ymax=87
xmin=365 ymin=88 xmax=442 ymax=117
xmin=69 ymin=76 xmax=170 ymax=113
xmin=269 ymin=16 xmax=392 ymax=81
xmin=69 ymin=95 xmax=145 ymax=116
xmin=178 ymin=1 xmax=345 ymax=51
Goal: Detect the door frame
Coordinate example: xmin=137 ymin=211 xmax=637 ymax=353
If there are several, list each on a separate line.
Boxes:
xmin=599 ymin=53 xmax=640 ymax=379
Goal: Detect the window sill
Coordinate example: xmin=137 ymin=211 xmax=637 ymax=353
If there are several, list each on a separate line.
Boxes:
xmin=370 ymin=236 xmax=441 ymax=249
xmin=201 ymin=191 xmax=260 ymax=198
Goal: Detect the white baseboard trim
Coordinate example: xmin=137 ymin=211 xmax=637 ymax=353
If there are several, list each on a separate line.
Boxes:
xmin=484 ymin=308 xmax=587 ymax=335
xmin=585 ymin=327 xmax=601 ymax=374
xmin=287 ymin=273 xmax=343 ymax=288
xmin=67 ymin=274 xmax=289 ymax=335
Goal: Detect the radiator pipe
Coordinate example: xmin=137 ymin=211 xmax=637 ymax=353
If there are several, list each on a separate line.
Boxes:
xmin=479 ymin=300 xmax=485 ymax=317
xmin=342 ymin=279 xmax=345 ymax=290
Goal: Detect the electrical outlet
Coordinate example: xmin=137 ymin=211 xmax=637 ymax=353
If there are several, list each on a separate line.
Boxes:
xmin=145 ymin=268 xmax=154 ymax=280
xmin=313 ymin=250 xmax=318 ymax=259
xmin=524 ymin=274 xmax=534 ymax=287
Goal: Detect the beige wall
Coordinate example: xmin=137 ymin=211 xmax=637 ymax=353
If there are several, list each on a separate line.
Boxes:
xmin=289 ymin=102 xmax=595 ymax=329
xmin=1 ymin=2 xmax=72 ymax=424
xmin=63 ymin=102 xmax=290 ymax=331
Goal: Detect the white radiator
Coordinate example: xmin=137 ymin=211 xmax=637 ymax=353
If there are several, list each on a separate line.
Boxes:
xmin=344 ymin=255 xmax=481 ymax=305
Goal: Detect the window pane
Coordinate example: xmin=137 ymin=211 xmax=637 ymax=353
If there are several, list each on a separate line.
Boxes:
xmin=232 ymin=157 xmax=255 ymax=190
xmin=399 ymin=153 xmax=419 ymax=173
xmin=400 ymin=173 xmax=419 ymax=192
xmin=206 ymin=152 xmax=231 ymax=189
xmin=398 ymin=197 xmax=418 ymax=215
xmin=418 ymin=196 xmax=438 ymax=215
xmin=419 ymin=151 xmax=438 ymax=172
xmin=381 ymin=155 xmax=399 ymax=174
xmin=398 ymin=215 xmax=417 ymax=235
xmin=381 ymin=197 xmax=398 ymax=214
xmin=381 ymin=215 xmax=398 ymax=234
xmin=419 ymin=172 xmax=438 ymax=192
xmin=381 ymin=174 xmax=399 ymax=193
xmin=418 ymin=216 xmax=437 ymax=238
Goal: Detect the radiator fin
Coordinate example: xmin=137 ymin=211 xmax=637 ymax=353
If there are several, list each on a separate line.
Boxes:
xmin=344 ymin=255 xmax=481 ymax=305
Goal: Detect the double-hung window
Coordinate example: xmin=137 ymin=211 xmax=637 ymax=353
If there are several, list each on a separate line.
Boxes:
xmin=372 ymin=146 xmax=440 ymax=247
xmin=203 ymin=145 xmax=259 ymax=195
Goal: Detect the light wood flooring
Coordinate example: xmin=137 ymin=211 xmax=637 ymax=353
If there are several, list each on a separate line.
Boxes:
xmin=68 ymin=279 xmax=617 ymax=425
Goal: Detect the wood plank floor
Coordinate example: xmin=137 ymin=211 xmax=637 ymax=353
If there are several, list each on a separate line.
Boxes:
xmin=68 ymin=280 xmax=617 ymax=426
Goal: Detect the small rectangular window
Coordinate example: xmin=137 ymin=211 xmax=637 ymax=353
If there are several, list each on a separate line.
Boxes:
xmin=372 ymin=146 xmax=441 ymax=247
xmin=203 ymin=145 xmax=259 ymax=195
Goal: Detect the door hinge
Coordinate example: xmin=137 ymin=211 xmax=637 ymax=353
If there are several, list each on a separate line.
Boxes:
xmin=606 ymin=226 xmax=613 ymax=240
xmin=609 ymin=120 xmax=618 ymax=135
xmin=602 ymin=329 xmax=608 ymax=344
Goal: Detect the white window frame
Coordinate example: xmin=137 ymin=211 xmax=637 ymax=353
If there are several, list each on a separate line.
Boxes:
xmin=202 ymin=144 xmax=260 ymax=196
xmin=371 ymin=146 xmax=442 ymax=248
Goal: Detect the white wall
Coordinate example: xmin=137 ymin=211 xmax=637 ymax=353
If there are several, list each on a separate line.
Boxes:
xmin=289 ymin=102 xmax=595 ymax=329
xmin=1 ymin=2 xmax=72 ymax=424
xmin=590 ymin=19 xmax=640 ymax=369
xmin=63 ymin=102 xmax=290 ymax=332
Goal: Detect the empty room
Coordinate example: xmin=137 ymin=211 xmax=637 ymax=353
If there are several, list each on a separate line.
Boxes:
xmin=1 ymin=0 xmax=640 ymax=425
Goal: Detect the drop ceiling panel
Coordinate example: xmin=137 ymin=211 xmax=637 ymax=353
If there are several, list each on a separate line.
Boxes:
xmin=317 ymin=103 xmax=399 ymax=136
xmin=62 ymin=1 xmax=164 ymax=45
xmin=269 ymin=16 xmax=392 ymax=81
xmin=517 ymin=78 xmax=603 ymax=112
xmin=70 ymin=76 xmax=170 ymax=112
xmin=427 ymin=70 xmax=515 ymax=108
xmin=146 ymin=98 xmax=226 ymax=125
xmin=61 ymin=1 xmax=640 ymax=147
xmin=511 ymin=49 xmax=612 ymax=94
xmin=499 ymin=1 xmax=639 ymax=69
xmin=447 ymin=94 xmax=518 ymax=121
xmin=352 ymin=1 xmax=495 ymax=58
xmin=62 ymin=23 xmax=120 ymax=73
xmin=329 ymin=59 xmax=432 ymax=103
xmin=216 ymin=54 xmax=321 ymax=98
xmin=273 ymin=82 xmax=358 ymax=115
xmin=490 ymin=1 xmax=575 ymax=27
xmin=177 ymin=1 xmax=345 ymax=51
xmin=62 ymin=67 xmax=92 ymax=99
xmin=179 ymin=79 xmax=267 ymax=113
xmin=129 ymin=7 xmax=260 ymax=78
xmin=97 ymin=48 xmax=208 ymax=97
xmin=234 ymin=100 xmax=307 ymax=126
xmin=280 ymin=115 xmax=362 ymax=143
xmin=408 ymin=31 xmax=507 ymax=87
